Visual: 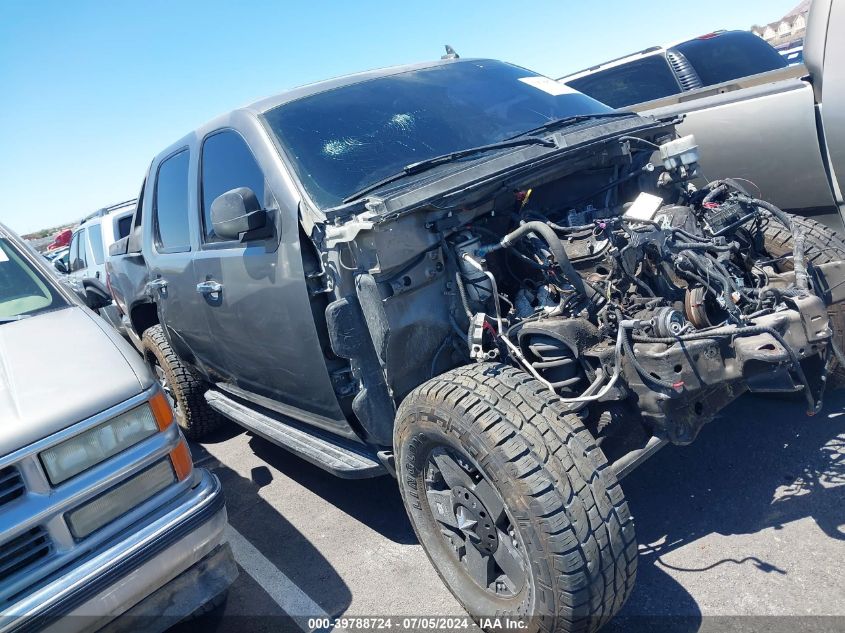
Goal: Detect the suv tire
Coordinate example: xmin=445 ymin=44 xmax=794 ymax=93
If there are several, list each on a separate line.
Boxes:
xmin=142 ymin=324 xmax=222 ymax=440
xmin=762 ymin=213 xmax=845 ymax=383
xmin=394 ymin=363 xmax=636 ymax=633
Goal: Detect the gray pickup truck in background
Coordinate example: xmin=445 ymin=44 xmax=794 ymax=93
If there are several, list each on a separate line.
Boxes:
xmin=559 ymin=0 xmax=845 ymax=230
xmin=106 ymin=57 xmax=845 ymax=632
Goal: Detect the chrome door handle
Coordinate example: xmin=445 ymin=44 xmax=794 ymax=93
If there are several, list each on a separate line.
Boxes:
xmin=147 ymin=278 xmax=168 ymax=291
xmin=196 ymin=280 xmax=223 ymax=296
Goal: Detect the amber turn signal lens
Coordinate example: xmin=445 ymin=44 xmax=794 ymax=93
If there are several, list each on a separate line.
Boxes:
xmin=150 ymin=390 xmax=175 ymax=431
xmin=170 ymin=439 xmax=193 ymax=481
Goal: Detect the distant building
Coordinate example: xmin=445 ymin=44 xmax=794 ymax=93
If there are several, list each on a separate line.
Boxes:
xmin=751 ymin=0 xmax=810 ymax=50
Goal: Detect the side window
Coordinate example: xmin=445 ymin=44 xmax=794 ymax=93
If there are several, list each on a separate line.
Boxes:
xmin=154 ymin=150 xmax=191 ymax=252
xmin=567 ymin=56 xmax=681 ymax=108
xmin=116 ymin=214 xmax=133 ymax=240
xmin=200 ymin=130 xmax=266 ymax=243
xmin=88 ymin=224 xmax=105 ymax=265
xmin=71 ymin=228 xmax=88 ymax=272
xmin=68 ymin=232 xmax=80 ymax=272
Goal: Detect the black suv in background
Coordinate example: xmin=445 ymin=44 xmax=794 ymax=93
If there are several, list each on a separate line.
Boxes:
xmin=559 ymin=30 xmax=788 ymax=109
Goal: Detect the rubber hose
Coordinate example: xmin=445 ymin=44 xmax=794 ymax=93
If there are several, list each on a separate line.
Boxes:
xmin=672 ymin=240 xmax=735 ymax=252
xmin=454 ymin=272 xmax=473 ymax=318
xmin=500 ymin=221 xmax=587 ymax=298
xmin=621 ymin=328 xmax=678 ymax=390
xmin=749 ymin=198 xmax=794 ymax=232
xmin=703 ymin=183 xmax=729 ymax=205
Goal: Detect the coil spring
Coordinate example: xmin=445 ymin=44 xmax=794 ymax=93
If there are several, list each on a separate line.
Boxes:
xmin=522 ymin=333 xmax=587 ymax=393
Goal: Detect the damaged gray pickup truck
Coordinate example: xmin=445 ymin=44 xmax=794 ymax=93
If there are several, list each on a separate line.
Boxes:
xmin=107 ymin=58 xmax=845 ymax=631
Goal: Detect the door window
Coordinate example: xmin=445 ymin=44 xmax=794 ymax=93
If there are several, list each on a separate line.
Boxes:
xmin=88 ymin=223 xmax=105 ymax=265
xmin=115 ymin=213 xmax=133 ymax=240
xmin=70 ymin=228 xmax=88 ymax=272
xmin=154 ymin=150 xmax=191 ymax=252
xmin=200 ymin=131 xmax=266 ymax=243
xmin=68 ymin=232 xmax=79 ymax=272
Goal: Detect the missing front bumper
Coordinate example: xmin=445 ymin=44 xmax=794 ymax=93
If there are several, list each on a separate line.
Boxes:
xmin=626 ymin=293 xmax=838 ymax=444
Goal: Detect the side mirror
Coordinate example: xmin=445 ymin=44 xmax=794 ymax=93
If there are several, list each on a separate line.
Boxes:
xmin=54 ymin=259 xmax=68 ymax=274
xmin=210 ymin=187 xmax=271 ymax=242
xmin=81 ymin=278 xmax=112 ymax=311
xmin=109 ymin=237 xmax=129 ymax=257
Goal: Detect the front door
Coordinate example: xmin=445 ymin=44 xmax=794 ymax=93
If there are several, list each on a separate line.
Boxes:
xmin=191 ymin=129 xmax=349 ymax=435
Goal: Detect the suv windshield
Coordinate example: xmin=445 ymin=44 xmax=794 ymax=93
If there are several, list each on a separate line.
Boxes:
xmin=263 ymin=60 xmax=613 ymax=208
xmin=0 ymin=238 xmax=67 ymax=320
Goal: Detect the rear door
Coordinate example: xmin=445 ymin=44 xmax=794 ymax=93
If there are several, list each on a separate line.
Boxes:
xmin=144 ymin=148 xmax=212 ymax=371
xmin=191 ymin=126 xmax=351 ymax=435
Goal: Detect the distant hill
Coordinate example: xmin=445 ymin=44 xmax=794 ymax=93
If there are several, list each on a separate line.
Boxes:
xmin=21 ymin=222 xmax=76 ymax=241
xmin=22 ymin=222 xmax=78 ymax=253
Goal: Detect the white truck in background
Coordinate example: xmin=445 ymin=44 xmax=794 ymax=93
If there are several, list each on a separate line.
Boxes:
xmin=559 ymin=0 xmax=845 ymax=230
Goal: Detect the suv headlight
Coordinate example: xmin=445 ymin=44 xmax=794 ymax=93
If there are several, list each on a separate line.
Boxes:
xmin=40 ymin=392 xmax=173 ymax=485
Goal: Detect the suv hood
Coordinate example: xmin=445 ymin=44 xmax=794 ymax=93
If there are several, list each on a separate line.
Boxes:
xmin=0 ymin=306 xmax=153 ymax=456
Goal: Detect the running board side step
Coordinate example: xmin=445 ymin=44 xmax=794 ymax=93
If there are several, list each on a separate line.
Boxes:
xmin=204 ymin=390 xmax=386 ymax=479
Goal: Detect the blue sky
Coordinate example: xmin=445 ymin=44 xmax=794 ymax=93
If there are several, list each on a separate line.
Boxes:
xmin=1 ymin=0 xmax=797 ymax=234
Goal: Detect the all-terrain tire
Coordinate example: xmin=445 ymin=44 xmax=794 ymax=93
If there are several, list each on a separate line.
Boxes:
xmin=762 ymin=213 xmax=845 ymax=383
xmin=395 ymin=363 xmax=636 ymax=633
xmin=142 ymin=324 xmax=222 ymax=440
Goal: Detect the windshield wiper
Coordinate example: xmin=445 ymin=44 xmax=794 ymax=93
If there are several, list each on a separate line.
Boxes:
xmin=0 ymin=315 xmax=31 ymax=323
xmin=343 ymin=136 xmax=557 ymax=203
xmin=507 ymin=112 xmax=635 ymax=140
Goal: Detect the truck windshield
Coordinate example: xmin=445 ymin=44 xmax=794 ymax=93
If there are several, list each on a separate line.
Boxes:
xmin=0 ymin=238 xmax=67 ymax=321
xmin=262 ymin=60 xmax=613 ymax=208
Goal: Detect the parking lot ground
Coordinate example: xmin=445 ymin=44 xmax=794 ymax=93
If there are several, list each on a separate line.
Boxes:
xmin=177 ymin=390 xmax=845 ymax=633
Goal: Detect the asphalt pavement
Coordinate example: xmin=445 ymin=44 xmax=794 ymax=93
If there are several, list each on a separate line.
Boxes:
xmin=176 ymin=389 xmax=845 ymax=633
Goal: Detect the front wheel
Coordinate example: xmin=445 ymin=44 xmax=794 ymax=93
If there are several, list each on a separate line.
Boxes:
xmin=395 ymin=364 xmax=636 ymax=633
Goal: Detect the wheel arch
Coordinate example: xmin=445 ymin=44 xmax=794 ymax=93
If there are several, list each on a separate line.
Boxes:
xmin=129 ymin=301 xmax=159 ymax=339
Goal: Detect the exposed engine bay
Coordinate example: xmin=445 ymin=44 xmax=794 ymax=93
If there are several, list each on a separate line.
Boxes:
xmin=318 ymin=127 xmax=845 ymax=468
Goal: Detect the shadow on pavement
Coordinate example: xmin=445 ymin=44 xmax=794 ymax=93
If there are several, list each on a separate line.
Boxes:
xmin=607 ymin=389 xmax=845 ymax=629
xmin=247 ymin=434 xmax=418 ymax=545
xmin=182 ymin=387 xmax=844 ymax=632
xmin=172 ymin=438 xmax=353 ymax=633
